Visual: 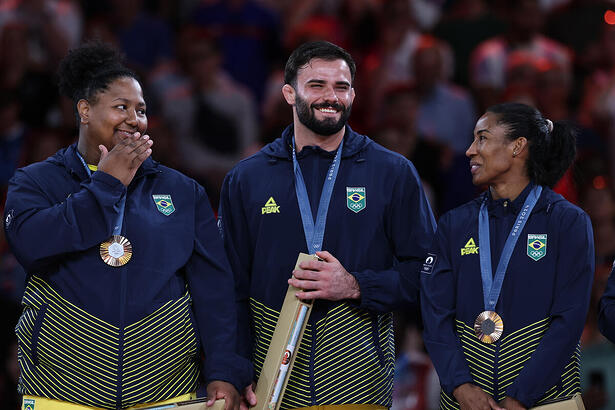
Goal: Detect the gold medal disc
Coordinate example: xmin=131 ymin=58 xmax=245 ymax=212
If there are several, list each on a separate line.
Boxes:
xmin=100 ymin=235 xmax=132 ymax=267
xmin=474 ymin=311 xmax=503 ymax=343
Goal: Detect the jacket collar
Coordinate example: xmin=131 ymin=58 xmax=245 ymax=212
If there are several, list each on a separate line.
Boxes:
xmin=262 ymin=124 xmax=372 ymax=160
xmin=478 ymin=182 xmax=565 ymax=215
xmin=51 ymin=143 xmax=160 ymax=182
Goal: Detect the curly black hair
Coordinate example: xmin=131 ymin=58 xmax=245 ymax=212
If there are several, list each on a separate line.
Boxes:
xmin=487 ymin=102 xmax=576 ymax=188
xmin=57 ymin=41 xmax=137 ymax=105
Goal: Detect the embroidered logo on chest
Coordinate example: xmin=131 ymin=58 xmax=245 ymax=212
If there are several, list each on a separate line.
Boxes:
xmin=527 ymin=234 xmax=547 ymax=261
xmin=461 ymin=237 xmax=479 ymax=255
xmin=152 ymin=194 xmax=175 ymax=216
xmin=346 ymin=187 xmax=366 ymax=213
xmin=262 ymin=197 xmax=280 ymax=214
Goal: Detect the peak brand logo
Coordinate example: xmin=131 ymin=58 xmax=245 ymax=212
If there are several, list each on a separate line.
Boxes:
xmin=461 ymin=238 xmax=479 ymax=256
xmin=262 ymin=197 xmax=281 ymax=214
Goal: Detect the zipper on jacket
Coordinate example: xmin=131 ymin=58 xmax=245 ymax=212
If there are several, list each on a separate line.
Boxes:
xmin=309 ymin=313 xmax=317 ymax=405
xmin=493 ymin=340 xmax=501 ymax=401
xmin=116 ymin=265 xmax=128 ymax=409
xmin=116 ymin=206 xmax=129 ymax=408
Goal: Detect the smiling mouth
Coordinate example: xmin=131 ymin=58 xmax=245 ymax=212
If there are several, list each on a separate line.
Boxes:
xmin=470 ymin=164 xmax=481 ymax=174
xmin=116 ymin=130 xmax=137 ymax=137
xmin=313 ymin=103 xmax=343 ymax=114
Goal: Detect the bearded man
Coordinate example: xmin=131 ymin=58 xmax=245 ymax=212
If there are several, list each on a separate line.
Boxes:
xmin=218 ymin=41 xmax=436 ymax=410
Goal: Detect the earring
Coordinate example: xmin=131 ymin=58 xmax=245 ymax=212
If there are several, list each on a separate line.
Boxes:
xmin=513 ymin=151 xmax=518 ymax=157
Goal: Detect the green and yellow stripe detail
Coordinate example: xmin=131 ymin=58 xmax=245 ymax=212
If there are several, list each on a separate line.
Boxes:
xmin=16 ymin=276 xmax=200 ymax=409
xmin=250 ymin=298 xmax=394 ymax=409
xmin=439 ymin=318 xmax=580 ymax=409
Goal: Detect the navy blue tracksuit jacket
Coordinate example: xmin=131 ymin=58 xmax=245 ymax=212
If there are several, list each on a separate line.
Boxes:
xmin=3 ymin=144 xmax=251 ymax=408
xmin=421 ymin=183 xmax=594 ymax=408
xmin=218 ymin=125 xmax=436 ymax=409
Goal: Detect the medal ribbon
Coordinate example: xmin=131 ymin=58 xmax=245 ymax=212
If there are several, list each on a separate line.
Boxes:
xmin=478 ymin=185 xmax=542 ymax=311
xmin=76 ymin=151 xmax=126 ymax=235
xmin=292 ymin=136 xmax=342 ymax=253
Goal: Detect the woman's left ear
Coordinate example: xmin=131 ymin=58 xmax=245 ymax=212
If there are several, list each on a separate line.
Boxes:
xmin=77 ymin=99 xmax=90 ymax=124
xmin=513 ymin=137 xmax=528 ymax=157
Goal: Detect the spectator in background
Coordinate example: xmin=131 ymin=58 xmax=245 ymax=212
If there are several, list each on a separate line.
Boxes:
xmin=0 ymin=0 xmax=82 ymax=68
xmin=413 ymin=36 xmax=475 ymax=156
xmin=358 ymin=0 xmax=424 ymax=129
xmin=188 ymin=0 xmax=282 ymax=102
xmin=150 ymin=28 xmax=258 ymax=206
xmin=433 ymin=0 xmax=503 ymax=87
xmin=469 ymin=0 xmax=571 ymax=112
xmin=108 ymin=0 xmax=175 ymax=76
xmin=579 ymin=23 xmax=615 ymax=185
xmin=412 ymin=36 xmax=477 ymax=212
xmin=374 ymin=85 xmax=444 ymax=214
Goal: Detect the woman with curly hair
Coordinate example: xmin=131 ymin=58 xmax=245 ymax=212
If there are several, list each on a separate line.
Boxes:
xmin=3 ymin=42 xmax=251 ymax=409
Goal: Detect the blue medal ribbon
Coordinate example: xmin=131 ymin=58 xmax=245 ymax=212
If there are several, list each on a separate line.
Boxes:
xmin=76 ymin=151 xmax=126 ymax=235
xmin=292 ymin=136 xmax=342 ymax=253
xmin=478 ymin=185 xmax=542 ymax=311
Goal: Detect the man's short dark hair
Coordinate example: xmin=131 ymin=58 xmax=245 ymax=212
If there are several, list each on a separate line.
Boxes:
xmin=284 ymin=41 xmax=356 ymax=86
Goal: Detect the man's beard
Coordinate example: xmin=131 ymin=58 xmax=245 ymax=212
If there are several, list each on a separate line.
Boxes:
xmin=295 ymin=94 xmax=352 ymax=136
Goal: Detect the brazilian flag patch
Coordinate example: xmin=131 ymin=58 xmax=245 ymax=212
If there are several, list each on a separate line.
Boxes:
xmin=153 ymin=194 xmax=176 ymax=216
xmin=346 ymin=187 xmax=366 ymax=213
xmin=527 ymin=234 xmax=547 ymax=261
xmin=23 ymin=399 xmax=35 ymax=410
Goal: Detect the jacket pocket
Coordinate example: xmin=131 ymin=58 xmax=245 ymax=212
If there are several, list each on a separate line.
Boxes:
xmin=15 ymin=303 xmax=48 ymax=367
xmin=371 ymin=314 xmax=385 ymax=367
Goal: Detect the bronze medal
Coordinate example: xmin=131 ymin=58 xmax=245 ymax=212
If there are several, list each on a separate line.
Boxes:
xmin=100 ymin=235 xmax=132 ymax=267
xmin=474 ymin=311 xmax=503 ymax=343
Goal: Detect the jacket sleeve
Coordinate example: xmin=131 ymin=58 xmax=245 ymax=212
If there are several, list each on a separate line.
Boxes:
xmin=218 ymin=170 xmax=255 ymax=362
xmin=184 ymin=183 xmax=253 ymax=391
xmin=3 ymin=167 xmax=125 ymax=272
xmin=351 ymin=160 xmax=436 ymax=312
xmin=599 ymin=265 xmax=615 ymax=343
xmin=420 ymin=212 xmax=474 ymax=395
xmin=505 ymin=209 xmax=594 ymax=407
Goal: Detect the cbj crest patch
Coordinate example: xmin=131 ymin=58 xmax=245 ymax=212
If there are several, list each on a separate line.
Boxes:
xmin=152 ymin=195 xmax=175 ymax=216
xmin=346 ymin=187 xmax=366 ymax=213
xmin=527 ymin=234 xmax=547 ymax=261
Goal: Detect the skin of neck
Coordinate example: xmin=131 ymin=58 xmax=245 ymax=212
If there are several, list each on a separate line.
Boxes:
xmin=77 ymin=131 xmax=102 ymax=165
xmin=292 ymin=111 xmax=346 ymax=152
xmin=489 ymin=171 xmax=531 ymax=201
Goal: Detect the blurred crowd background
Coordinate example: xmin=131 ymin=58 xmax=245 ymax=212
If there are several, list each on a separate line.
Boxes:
xmin=2 ymin=0 xmax=615 ymax=408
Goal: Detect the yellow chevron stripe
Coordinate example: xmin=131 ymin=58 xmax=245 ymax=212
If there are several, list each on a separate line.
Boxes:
xmin=249 ymin=298 xmax=392 ymax=407
xmin=123 ymin=320 xmax=188 ymax=363
xmin=124 ymin=299 xmax=176 ymax=332
xmin=500 ymin=317 xmax=549 ymax=342
xmin=315 ymin=327 xmax=373 ymax=367
xmin=29 ymin=276 xmax=119 ymax=333
xmin=37 ymin=319 xmax=119 ymax=371
xmin=124 ymin=300 xmax=188 ymax=345
xmin=316 ymin=350 xmax=381 ymax=390
xmin=43 ymin=310 xmax=120 ymax=357
xmin=499 ymin=341 xmax=541 ymax=367
xmin=500 ymin=329 xmax=546 ymax=355
xmin=34 ymin=339 xmax=117 ymax=388
xmin=19 ymin=277 xmax=200 ymax=408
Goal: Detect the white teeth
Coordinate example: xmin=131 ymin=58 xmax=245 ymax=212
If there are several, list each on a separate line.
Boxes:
xmin=319 ymin=108 xmax=336 ymax=113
